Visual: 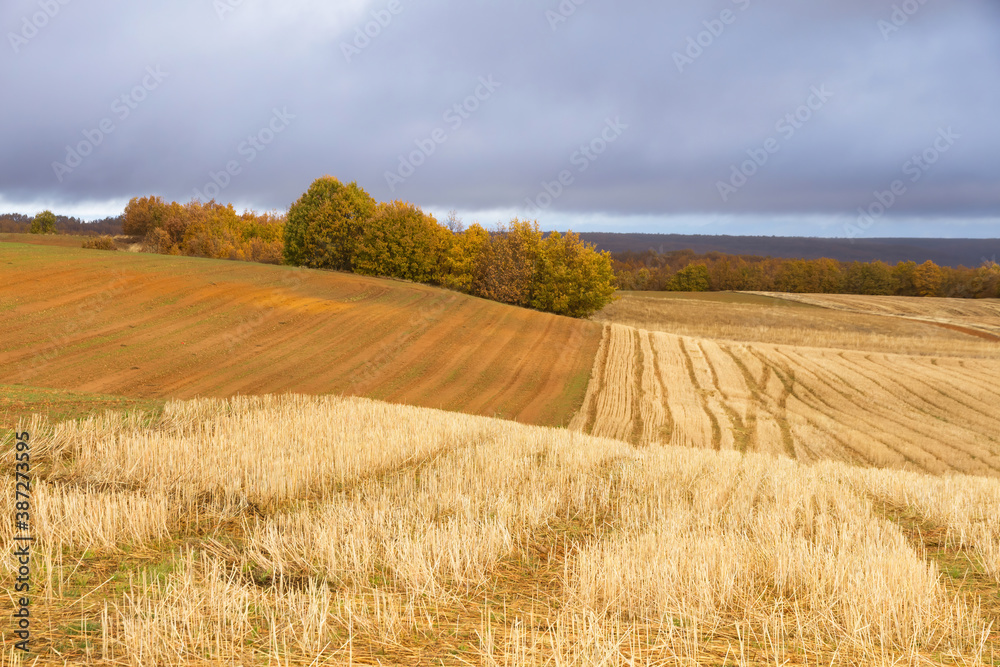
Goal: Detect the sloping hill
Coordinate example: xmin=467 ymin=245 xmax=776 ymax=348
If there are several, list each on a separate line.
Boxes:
xmin=0 ymin=239 xmax=601 ymax=426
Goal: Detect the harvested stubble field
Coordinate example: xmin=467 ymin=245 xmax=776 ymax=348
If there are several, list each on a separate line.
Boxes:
xmin=2 ymin=395 xmax=1000 ymax=666
xmin=5 ymin=234 xmax=1000 ymax=664
xmin=573 ymin=322 xmax=1000 ymax=476
xmin=596 ymin=291 xmax=1000 ymax=357
xmin=751 ymin=292 xmax=1000 ymax=340
xmin=0 ymin=238 xmax=600 ymax=426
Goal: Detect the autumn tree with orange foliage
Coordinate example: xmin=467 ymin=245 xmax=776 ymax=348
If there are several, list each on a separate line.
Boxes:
xmin=182 ymin=203 xmax=284 ymax=264
xmin=912 ymin=259 xmax=945 ymax=297
xmin=123 ymin=196 xmax=284 ymax=263
xmin=471 ymin=220 xmax=542 ymax=307
xmin=122 ymin=196 xmax=167 ymax=236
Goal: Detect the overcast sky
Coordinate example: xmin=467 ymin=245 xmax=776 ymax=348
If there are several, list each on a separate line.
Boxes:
xmin=2 ymin=0 xmax=998 ymax=237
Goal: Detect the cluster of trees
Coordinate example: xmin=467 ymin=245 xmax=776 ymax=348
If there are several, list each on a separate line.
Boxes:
xmin=284 ymin=177 xmax=616 ymax=317
xmin=1 ymin=212 xmax=122 ymax=235
xmin=29 ymin=210 xmax=57 ymax=234
xmin=10 ymin=190 xmax=999 ymax=307
xmin=123 ymin=197 xmax=285 ymax=264
xmin=613 ymin=250 xmax=1000 ymax=299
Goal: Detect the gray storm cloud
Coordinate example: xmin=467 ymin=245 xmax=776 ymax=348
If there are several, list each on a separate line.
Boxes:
xmin=1 ymin=0 xmax=998 ymax=235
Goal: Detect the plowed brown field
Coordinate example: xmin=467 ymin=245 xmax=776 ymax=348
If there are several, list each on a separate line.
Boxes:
xmin=0 ymin=238 xmax=601 ymax=426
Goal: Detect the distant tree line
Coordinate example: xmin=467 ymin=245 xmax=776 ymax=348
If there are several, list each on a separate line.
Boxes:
xmin=283 ymin=177 xmax=616 ymax=317
xmin=613 ymin=249 xmax=1000 ymax=299
xmin=1 ymin=212 xmax=122 ymax=235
